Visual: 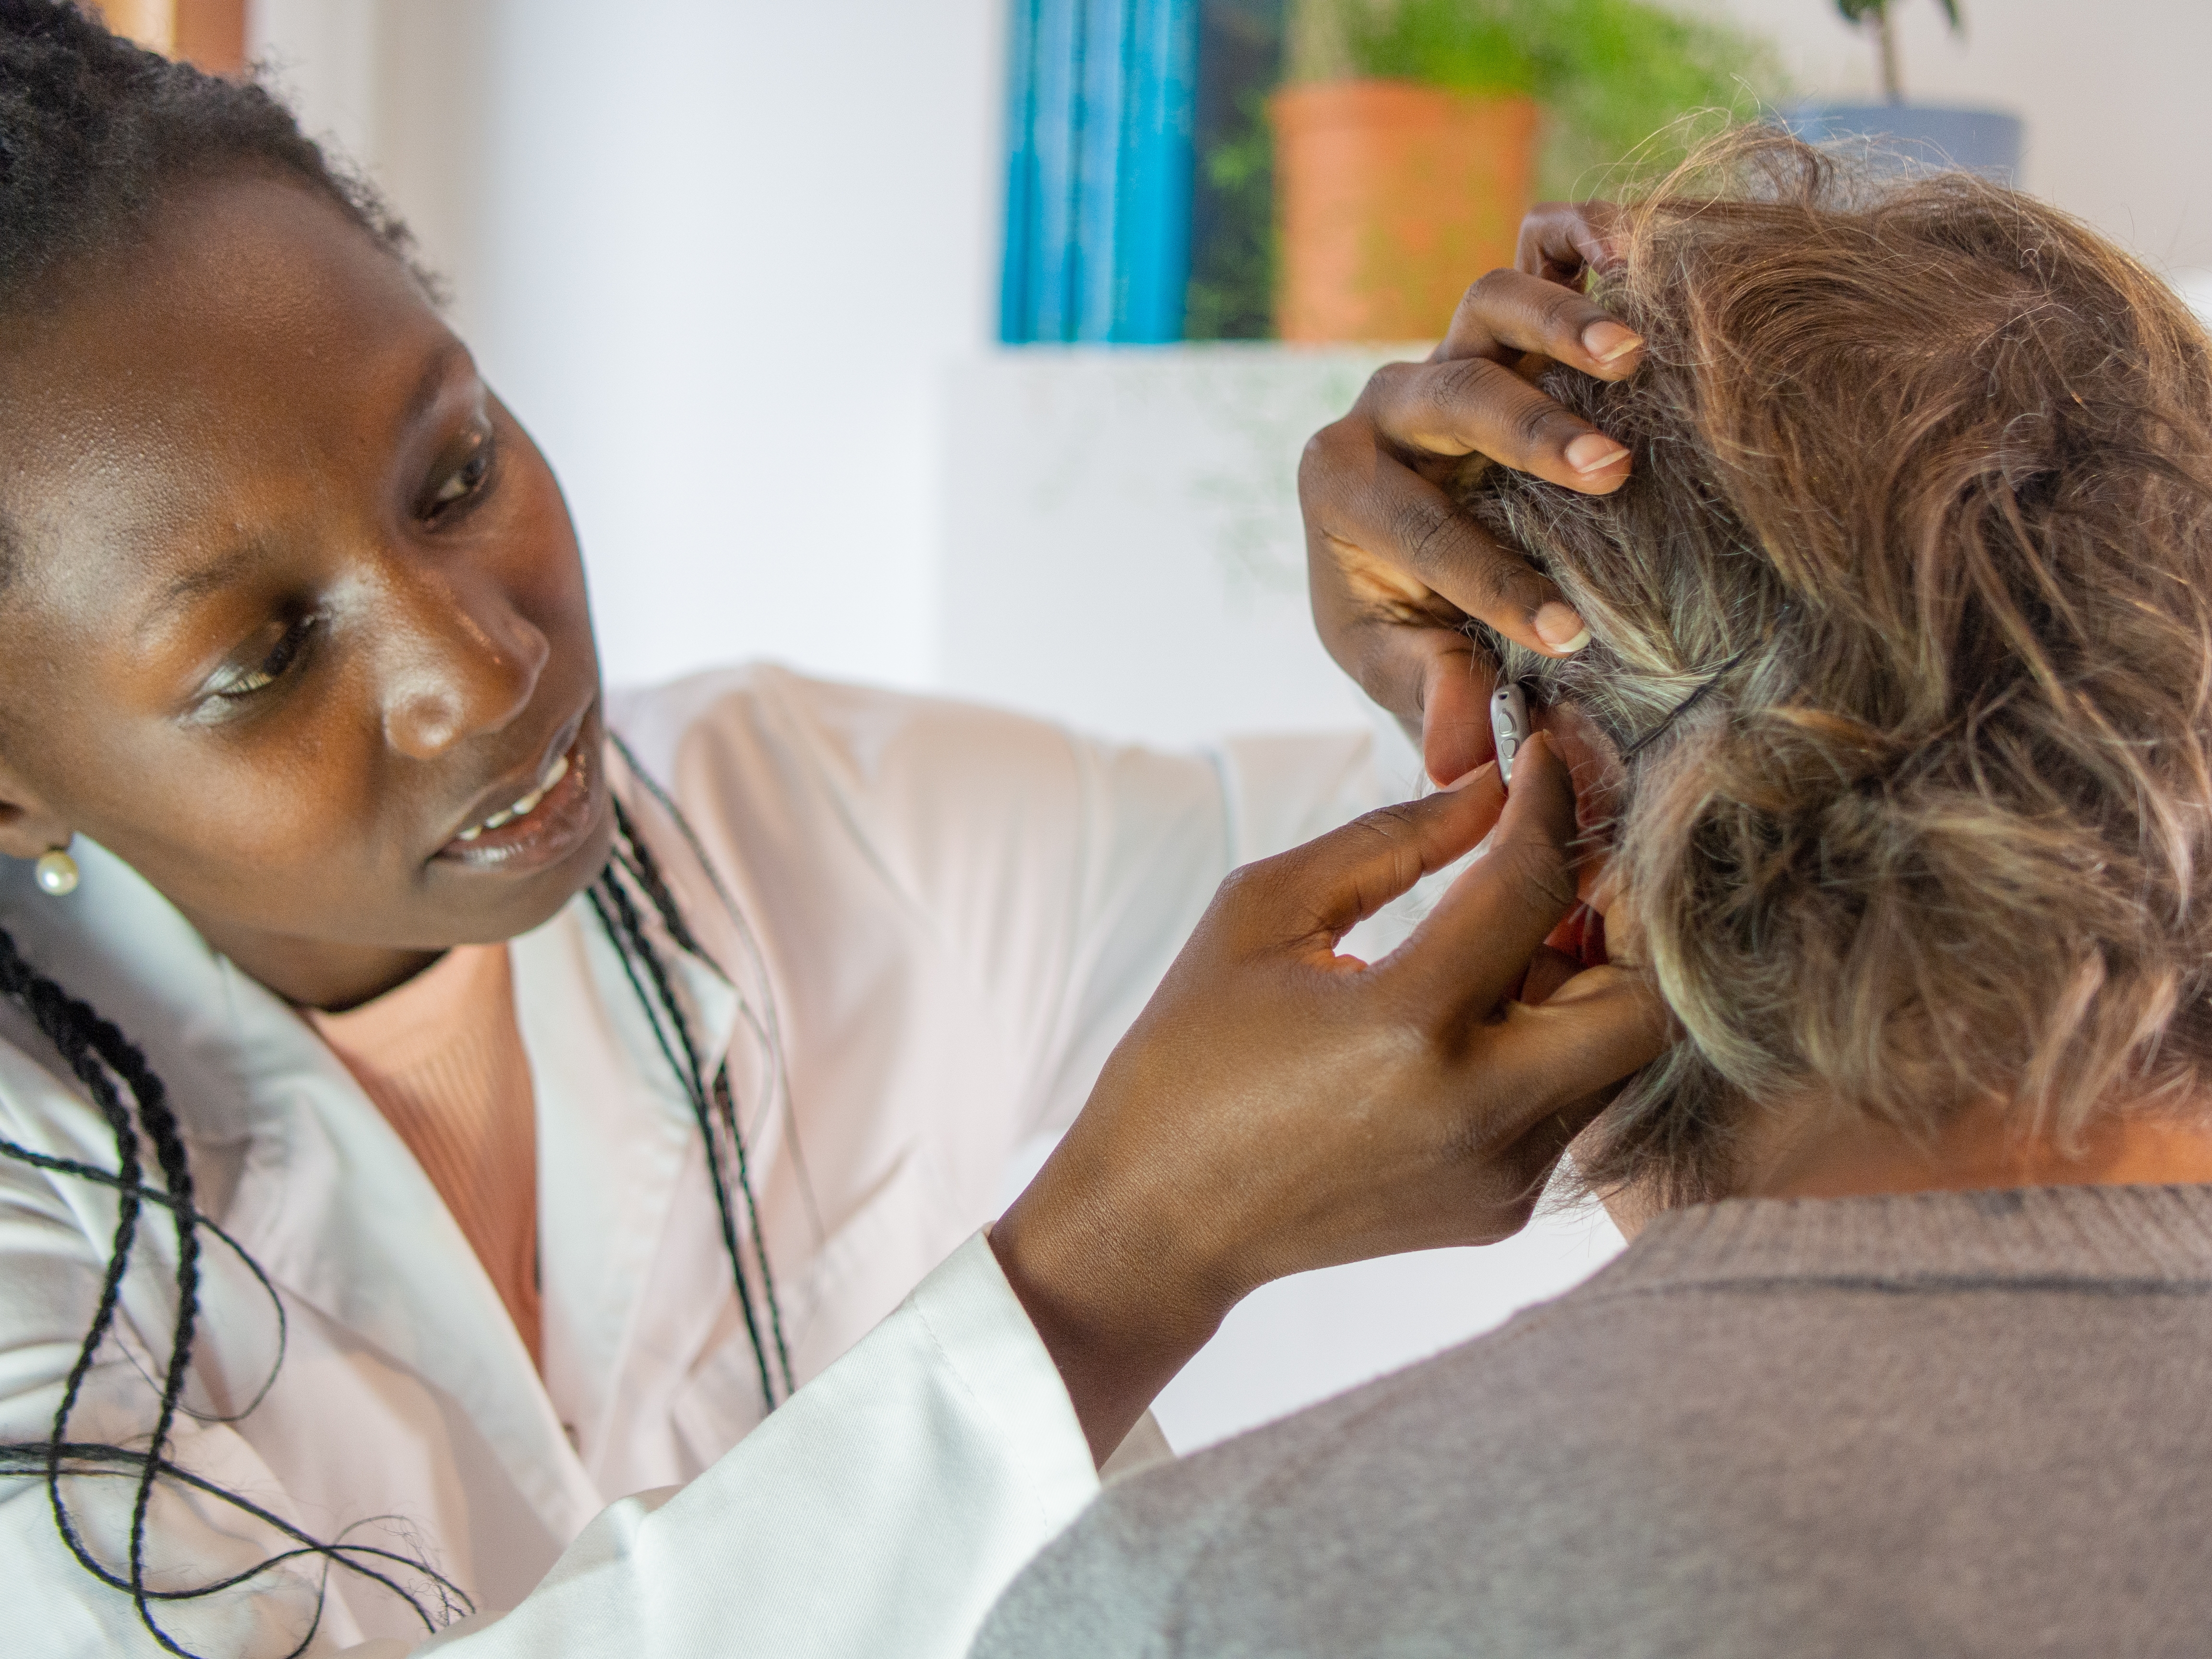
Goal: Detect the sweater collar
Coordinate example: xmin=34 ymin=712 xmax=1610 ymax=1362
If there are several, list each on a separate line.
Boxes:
xmin=1592 ymin=1184 xmax=2212 ymax=1295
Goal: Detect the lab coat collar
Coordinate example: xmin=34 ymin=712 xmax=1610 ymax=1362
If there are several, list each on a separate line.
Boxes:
xmin=0 ymin=801 xmax=742 ymax=1536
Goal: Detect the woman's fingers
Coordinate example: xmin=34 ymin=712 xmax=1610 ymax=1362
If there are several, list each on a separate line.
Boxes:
xmin=1303 ymin=211 xmax=1653 ymax=724
xmin=1305 ymin=576 xmax=1497 ymax=785
xmin=1519 ymin=942 xmax=1584 ymax=1008
xmin=1392 ymin=265 xmax=1641 ymax=492
xmin=1430 ymin=266 xmax=1644 ymax=385
xmin=1416 ymin=641 xmax=1497 ymax=786
xmin=992 ymin=721 xmax=1671 ymax=1458
xmin=1464 ymin=968 xmax=1670 ymax=1182
xmin=1364 ymin=352 xmax=1633 ymax=493
xmin=1519 ymin=962 xmax=1673 ymax=1091
xmin=1381 ymin=732 xmax=1582 ymax=1018
xmin=1222 ymin=766 xmax=1508 ymax=957
xmin=1516 ymin=199 xmax=1623 ymax=287
xmin=1300 ymin=419 xmax=1583 ymax=659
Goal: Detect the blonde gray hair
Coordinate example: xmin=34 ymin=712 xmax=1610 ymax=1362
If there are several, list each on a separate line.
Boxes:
xmin=1468 ymin=130 xmax=2212 ymax=1206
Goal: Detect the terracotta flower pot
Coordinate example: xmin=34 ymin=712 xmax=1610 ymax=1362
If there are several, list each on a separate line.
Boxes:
xmin=1269 ymin=79 xmax=1539 ymax=344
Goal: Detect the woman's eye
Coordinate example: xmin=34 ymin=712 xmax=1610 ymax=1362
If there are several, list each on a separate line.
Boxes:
xmin=207 ymin=616 xmax=315 ymax=702
xmin=424 ymin=438 xmax=494 ymax=516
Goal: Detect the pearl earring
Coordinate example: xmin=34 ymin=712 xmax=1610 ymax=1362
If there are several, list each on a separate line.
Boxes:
xmin=33 ymin=844 xmax=78 ymax=897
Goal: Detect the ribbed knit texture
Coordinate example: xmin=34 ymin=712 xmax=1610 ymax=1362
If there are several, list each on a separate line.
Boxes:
xmin=1588 ymin=1183 xmax=2212 ymax=1293
xmin=978 ymin=1184 xmax=2212 ymax=1658
xmin=310 ymin=943 xmax=541 ymax=1365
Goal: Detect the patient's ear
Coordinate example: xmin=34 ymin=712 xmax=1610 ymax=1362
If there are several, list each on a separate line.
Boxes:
xmin=1587 ymin=860 xmax=1646 ymax=969
xmin=1529 ymin=699 xmax=1623 ymax=905
xmin=1528 ymin=697 xmax=1654 ymax=970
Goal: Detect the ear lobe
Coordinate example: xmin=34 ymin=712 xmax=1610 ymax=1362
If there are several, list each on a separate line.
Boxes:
xmin=1586 ymin=856 xmax=1622 ymax=915
xmin=1583 ymin=860 xmax=1650 ymax=970
xmin=1530 ymin=699 xmax=1627 ymax=831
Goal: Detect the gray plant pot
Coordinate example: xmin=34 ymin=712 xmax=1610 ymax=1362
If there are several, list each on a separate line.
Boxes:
xmin=1786 ymin=103 xmax=2023 ymax=181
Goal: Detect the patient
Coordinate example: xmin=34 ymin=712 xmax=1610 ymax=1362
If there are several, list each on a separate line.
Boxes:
xmin=972 ymin=130 xmax=2212 ymax=1656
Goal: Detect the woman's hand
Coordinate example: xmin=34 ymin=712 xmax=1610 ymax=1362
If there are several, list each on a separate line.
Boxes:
xmin=990 ymin=732 xmax=1667 ymax=1462
xmin=1303 ymin=202 xmax=1640 ymax=786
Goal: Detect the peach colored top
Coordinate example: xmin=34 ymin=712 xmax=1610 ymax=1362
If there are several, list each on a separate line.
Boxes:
xmin=309 ymin=943 xmax=541 ymax=1365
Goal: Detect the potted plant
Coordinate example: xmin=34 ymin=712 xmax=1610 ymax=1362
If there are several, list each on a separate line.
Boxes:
xmin=1790 ymin=0 xmax=2021 ymax=178
xmin=1269 ymin=3 xmax=1542 ymax=344
xmin=1268 ymin=0 xmax=1776 ymax=343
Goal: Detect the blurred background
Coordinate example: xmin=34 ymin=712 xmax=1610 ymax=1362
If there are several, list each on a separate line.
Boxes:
xmin=107 ymin=0 xmax=2212 ymax=1449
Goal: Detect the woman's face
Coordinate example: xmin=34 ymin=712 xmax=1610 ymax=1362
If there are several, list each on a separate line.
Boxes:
xmin=0 ymin=173 xmax=612 ymax=1008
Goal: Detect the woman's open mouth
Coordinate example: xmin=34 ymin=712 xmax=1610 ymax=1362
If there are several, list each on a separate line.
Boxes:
xmin=435 ymin=721 xmax=599 ymax=873
xmin=456 ymin=748 xmax=571 ymax=841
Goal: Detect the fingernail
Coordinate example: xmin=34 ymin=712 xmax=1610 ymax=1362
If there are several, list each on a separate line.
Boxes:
xmin=1535 ymin=601 xmax=1592 ymax=653
xmin=1582 ymin=320 xmax=1645 ymax=363
xmin=1441 ymin=762 xmax=1493 ymax=791
xmin=1564 ymin=433 xmax=1630 ymax=474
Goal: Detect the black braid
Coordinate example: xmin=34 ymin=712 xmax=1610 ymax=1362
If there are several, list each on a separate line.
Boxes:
xmin=0 ymin=926 xmax=473 ymax=1656
xmin=0 ymin=772 xmax=798 ymax=1651
xmin=605 ymin=771 xmax=795 ymax=1399
xmin=589 ymin=797 xmax=795 ymax=1407
xmin=606 ymin=784 xmax=794 ymax=1397
xmin=8 ymin=952 xmax=149 ymax=1589
xmin=94 ymin=1006 xmax=203 ymax=1646
xmin=0 ymin=1129 xmax=286 ymax=1422
xmin=609 ymin=793 xmax=705 ymax=958
xmin=586 ymin=866 xmax=777 ymax=1415
xmin=0 ymin=3 xmax=784 ymax=1644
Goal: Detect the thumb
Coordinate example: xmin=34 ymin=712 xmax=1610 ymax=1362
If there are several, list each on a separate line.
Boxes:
xmin=1214 ymin=768 xmax=1507 ymax=961
xmin=1379 ymin=730 xmax=1581 ymax=1017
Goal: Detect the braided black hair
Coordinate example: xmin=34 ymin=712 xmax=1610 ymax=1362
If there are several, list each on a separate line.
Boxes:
xmin=0 ymin=940 xmax=476 ymax=1655
xmin=594 ymin=777 xmax=796 ymax=1407
xmin=0 ymin=779 xmax=791 ymax=1655
xmin=0 ymin=6 xmax=790 ymax=1649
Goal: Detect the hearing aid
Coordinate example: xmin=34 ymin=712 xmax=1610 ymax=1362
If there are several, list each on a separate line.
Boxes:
xmin=1490 ymin=682 xmax=1530 ymax=786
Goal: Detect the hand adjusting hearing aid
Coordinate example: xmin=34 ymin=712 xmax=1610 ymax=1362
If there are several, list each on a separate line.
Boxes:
xmin=1490 ymin=682 xmax=1529 ymax=786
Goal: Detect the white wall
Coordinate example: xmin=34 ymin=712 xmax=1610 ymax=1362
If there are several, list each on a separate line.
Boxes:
xmin=939 ymin=345 xmax=1393 ymax=744
xmin=252 ymin=0 xmax=1009 ymax=695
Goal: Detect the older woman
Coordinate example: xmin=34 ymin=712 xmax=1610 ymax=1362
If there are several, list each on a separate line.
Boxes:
xmin=975 ymin=131 xmax=2212 ymax=1657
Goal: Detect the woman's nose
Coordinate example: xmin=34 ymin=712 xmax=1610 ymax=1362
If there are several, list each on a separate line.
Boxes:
xmin=378 ymin=569 xmax=551 ymax=760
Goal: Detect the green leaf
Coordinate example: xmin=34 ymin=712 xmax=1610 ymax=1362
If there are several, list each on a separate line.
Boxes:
xmin=1346 ymin=0 xmax=1542 ymax=95
xmin=1335 ymin=0 xmax=1784 ymax=196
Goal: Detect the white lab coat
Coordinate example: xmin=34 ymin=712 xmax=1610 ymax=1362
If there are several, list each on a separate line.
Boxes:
xmin=0 ymin=665 xmax=1391 ymax=1659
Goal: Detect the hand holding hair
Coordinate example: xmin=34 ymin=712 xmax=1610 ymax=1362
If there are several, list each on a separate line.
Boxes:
xmin=989 ymin=732 xmax=1668 ymax=1463
xmin=1302 ymin=200 xmax=1640 ymax=788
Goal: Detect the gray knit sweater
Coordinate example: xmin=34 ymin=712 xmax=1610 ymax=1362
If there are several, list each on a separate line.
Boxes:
xmin=974 ymin=1186 xmax=2212 ymax=1658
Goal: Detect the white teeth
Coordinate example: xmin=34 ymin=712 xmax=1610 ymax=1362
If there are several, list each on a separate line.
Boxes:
xmin=455 ymin=749 xmax=574 ymax=843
